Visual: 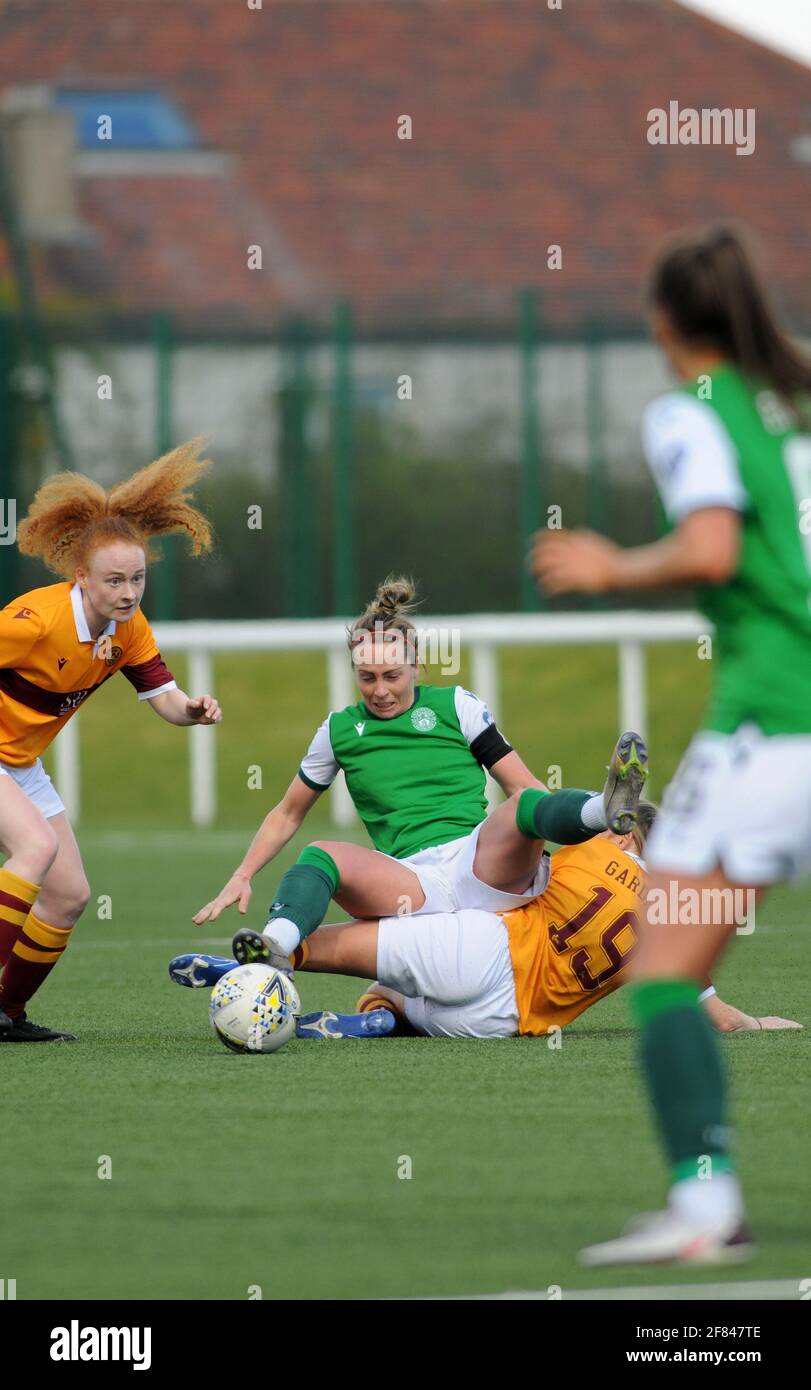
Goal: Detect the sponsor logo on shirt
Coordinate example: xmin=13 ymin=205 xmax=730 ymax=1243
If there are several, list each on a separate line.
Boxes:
xmin=410 ymin=707 xmax=437 ymax=732
xmin=13 ymin=608 xmax=33 ymax=620
xmin=354 ymin=722 xmax=366 ymax=736
xmin=57 ymin=689 xmax=92 ymax=716
xmin=57 ymin=657 xmax=68 ymax=670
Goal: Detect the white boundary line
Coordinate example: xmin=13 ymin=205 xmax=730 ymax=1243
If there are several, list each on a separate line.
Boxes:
xmin=435 ymin=1278 xmax=801 ymax=1301
xmin=81 ymin=830 xmax=254 ymax=851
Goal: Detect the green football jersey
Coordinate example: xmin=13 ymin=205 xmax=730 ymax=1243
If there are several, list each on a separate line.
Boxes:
xmin=644 ymin=365 xmax=811 ymax=735
xmin=298 ymin=683 xmax=508 ymax=858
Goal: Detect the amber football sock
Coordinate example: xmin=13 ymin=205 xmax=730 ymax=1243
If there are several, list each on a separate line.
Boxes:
xmin=356 ymin=990 xmax=391 ymax=1014
xmin=289 ymin=940 xmax=311 ymax=971
xmin=355 ymin=990 xmax=414 ymax=1036
xmin=0 ymin=867 xmax=40 ymax=967
xmin=0 ymin=912 xmax=73 ymax=1019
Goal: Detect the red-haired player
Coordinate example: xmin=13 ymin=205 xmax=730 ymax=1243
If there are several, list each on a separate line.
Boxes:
xmin=0 ymin=439 xmax=221 ymax=1042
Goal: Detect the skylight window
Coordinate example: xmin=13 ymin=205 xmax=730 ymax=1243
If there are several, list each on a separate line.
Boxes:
xmin=54 ymin=90 xmax=198 ymax=150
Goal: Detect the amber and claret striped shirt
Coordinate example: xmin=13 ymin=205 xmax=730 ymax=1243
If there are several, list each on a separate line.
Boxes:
xmin=0 ymin=582 xmax=176 ymax=767
xmin=502 ymin=836 xmax=645 ymax=1037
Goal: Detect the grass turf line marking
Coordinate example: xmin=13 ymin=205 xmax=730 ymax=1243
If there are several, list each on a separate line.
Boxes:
xmin=82 ymin=830 xmax=254 ymax=851
xmin=434 ymin=1278 xmax=800 ymax=1301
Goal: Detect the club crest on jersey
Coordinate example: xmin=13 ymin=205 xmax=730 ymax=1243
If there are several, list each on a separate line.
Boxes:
xmin=94 ymin=636 xmax=123 ymax=664
xmin=410 ymin=707 xmax=437 ymax=732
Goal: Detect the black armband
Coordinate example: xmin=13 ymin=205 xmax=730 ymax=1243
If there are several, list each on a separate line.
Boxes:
xmin=470 ymin=723 xmax=513 ymax=769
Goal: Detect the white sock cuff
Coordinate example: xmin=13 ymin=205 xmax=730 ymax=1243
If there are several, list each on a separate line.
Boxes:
xmin=264 ymin=917 xmax=300 ymax=955
xmin=580 ymin=791 xmax=607 ymax=831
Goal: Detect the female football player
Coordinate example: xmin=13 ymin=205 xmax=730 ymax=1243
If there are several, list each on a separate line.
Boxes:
xmin=292 ymin=811 xmax=797 ymax=1042
xmin=173 ymin=804 xmax=799 ymax=1039
xmin=192 ymin=574 xmax=648 ymax=973
xmin=534 ymin=223 xmax=811 ymax=1266
xmin=0 ymin=439 xmax=221 ymax=1042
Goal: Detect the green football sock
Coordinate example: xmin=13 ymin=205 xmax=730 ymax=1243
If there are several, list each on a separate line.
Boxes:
xmin=629 ymin=979 xmax=734 ymax=1184
xmin=267 ymin=846 xmax=341 ymax=942
xmin=516 ymin=788 xmax=596 ymax=844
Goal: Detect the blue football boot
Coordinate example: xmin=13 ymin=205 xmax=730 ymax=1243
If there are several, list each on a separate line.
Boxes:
xmin=168 ymin=953 xmax=236 ymax=988
xmin=296 ymin=1007 xmax=397 ymax=1040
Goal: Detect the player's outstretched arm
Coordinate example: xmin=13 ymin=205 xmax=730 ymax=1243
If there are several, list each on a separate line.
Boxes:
xmin=489 ymin=749 xmax=547 ymax=796
xmin=148 ymin=688 xmax=222 ymax=725
xmin=703 ymin=992 xmax=802 ymax=1033
xmin=192 ymin=776 xmax=323 ymax=924
xmin=531 ymin=509 xmax=739 ymax=597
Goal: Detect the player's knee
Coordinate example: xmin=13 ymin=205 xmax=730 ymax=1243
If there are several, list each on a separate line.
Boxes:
xmin=308 ymin=839 xmax=340 ymax=857
xmin=54 ymin=875 xmax=91 ymax=924
xmin=23 ymin=823 xmax=60 ymax=878
xmin=72 ymin=875 xmax=92 ymax=918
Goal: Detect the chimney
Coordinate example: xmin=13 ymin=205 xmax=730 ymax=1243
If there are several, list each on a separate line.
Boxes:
xmin=1 ymin=84 xmax=81 ymax=241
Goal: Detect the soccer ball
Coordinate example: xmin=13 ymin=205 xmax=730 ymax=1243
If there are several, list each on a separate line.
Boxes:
xmin=209 ymin=963 xmax=300 ymax=1054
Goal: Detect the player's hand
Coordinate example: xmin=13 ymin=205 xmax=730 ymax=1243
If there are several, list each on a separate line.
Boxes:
xmin=531 ymin=527 xmax=623 ymax=595
xmin=709 ymin=997 xmax=803 ymax=1032
xmin=187 ymin=694 xmax=222 ymax=725
xmin=193 ymin=874 xmax=252 ymax=924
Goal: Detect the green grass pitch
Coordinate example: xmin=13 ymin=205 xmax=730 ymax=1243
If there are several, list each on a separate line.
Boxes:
xmin=2 ymin=643 xmax=809 ymax=1298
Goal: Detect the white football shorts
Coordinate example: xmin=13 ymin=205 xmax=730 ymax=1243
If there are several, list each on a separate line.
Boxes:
xmin=646 ymin=725 xmax=811 ymax=885
xmin=394 ymin=820 xmax=551 ymax=916
xmin=0 ymin=758 xmax=66 ymax=819
xmin=377 ymin=907 xmax=519 ymax=1039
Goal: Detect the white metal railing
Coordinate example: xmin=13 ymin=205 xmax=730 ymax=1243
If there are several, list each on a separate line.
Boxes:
xmin=54 ymin=610 xmax=708 ymax=827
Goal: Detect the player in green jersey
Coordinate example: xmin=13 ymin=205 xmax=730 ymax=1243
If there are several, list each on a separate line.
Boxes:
xmin=193 ymin=576 xmax=648 ymax=969
xmin=534 ymin=224 xmax=811 ymax=1266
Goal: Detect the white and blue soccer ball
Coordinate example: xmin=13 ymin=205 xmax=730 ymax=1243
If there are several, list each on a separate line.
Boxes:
xmin=209 ymin=963 xmax=300 ymax=1054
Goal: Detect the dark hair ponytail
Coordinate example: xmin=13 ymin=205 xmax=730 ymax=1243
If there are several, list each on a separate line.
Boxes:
xmin=649 ymin=225 xmax=811 ymax=420
xmin=347 ymin=574 xmax=420 ymax=658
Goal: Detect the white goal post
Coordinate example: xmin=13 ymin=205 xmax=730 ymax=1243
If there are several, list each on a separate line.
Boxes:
xmin=53 ymin=610 xmax=707 ymax=827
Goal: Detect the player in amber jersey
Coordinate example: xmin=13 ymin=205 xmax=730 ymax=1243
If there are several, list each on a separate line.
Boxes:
xmin=284 ymin=804 xmax=796 ymax=1042
xmin=534 ymin=224 xmax=811 ymax=1265
xmin=0 ymin=440 xmax=221 ymax=1043
xmin=503 ymin=832 xmax=646 ymax=1037
xmin=173 ymin=801 xmax=797 ymax=1039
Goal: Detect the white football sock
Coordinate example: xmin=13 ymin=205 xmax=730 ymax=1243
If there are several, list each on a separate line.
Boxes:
xmin=580 ymin=791 xmax=607 ymax=830
xmin=263 ymin=917 xmax=300 ymax=955
xmin=669 ymin=1172 xmax=744 ymax=1229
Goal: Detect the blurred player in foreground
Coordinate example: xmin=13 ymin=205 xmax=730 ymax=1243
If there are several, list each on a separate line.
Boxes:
xmin=0 ymin=440 xmax=221 ymax=1042
xmin=534 ymin=224 xmax=811 ymax=1265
